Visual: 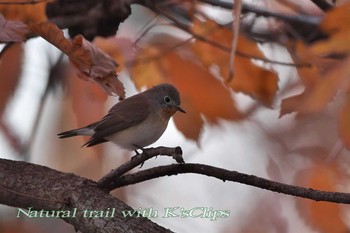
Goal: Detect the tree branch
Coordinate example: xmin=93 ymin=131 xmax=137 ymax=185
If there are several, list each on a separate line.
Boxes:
xmin=2 ymin=150 xmax=350 ymax=232
xmin=108 ymin=163 xmax=350 ymax=204
xmin=98 ymin=146 xmax=184 ymax=191
xmin=145 ymin=1 xmax=312 ymax=67
xmin=196 ymin=0 xmax=322 ymax=26
xmin=0 ymin=158 xmax=172 ymax=233
xmin=310 ymin=0 xmax=333 ymax=11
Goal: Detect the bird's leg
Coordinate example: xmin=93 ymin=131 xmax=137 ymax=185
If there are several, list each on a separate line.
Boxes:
xmin=132 ymin=144 xmax=144 ymax=156
xmin=132 ymin=144 xmax=145 ymax=168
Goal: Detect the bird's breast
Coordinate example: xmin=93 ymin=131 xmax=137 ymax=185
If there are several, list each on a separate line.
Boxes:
xmin=107 ymin=111 xmax=170 ymax=150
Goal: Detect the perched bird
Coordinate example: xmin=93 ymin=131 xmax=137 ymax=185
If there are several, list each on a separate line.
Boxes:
xmin=58 ymin=83 xmax=186 ymax=151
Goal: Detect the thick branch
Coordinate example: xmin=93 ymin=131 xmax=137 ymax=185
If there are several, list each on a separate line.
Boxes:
xmin=109 ymin=163 xmax=350 ymax=204
xmin=0 ymin=158 xmax=172 ymax=233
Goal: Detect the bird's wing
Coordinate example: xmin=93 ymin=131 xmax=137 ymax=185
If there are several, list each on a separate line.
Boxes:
xmin=83 ymin=94 xmax=151 ymax=147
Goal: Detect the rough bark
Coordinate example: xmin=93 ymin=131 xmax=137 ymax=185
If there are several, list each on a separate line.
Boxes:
xmin=0 ymin=158 xmax=172 ymax=233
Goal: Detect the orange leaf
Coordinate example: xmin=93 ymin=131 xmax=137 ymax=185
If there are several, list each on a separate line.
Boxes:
xmin=191 ymin=19 xmax=278 ymax=106
xmin=66 ymin=66 xmax=108 ymax=155
xmin=312 ymin=29 xmax=350 ymax=55
xmin=29 ymin=22 xmax=125 ymax=98
xmin=0 ymin=43 xmax=23 ymax=116
xmin=130 ymin=43 xmax=242 ymax=141
xmin=295 ymin=164 xmax=347 ymax=233
xmin=166 ymin=53 xmax=242 ymax=123
xmin=299 ymin=56 xmax=350 ymax=114
xmin=0 ymin=14 xmax=29 ymax=42
xmin=311 ymin=3 xmax=350 ymax=56
xmin=0 ymin=0 xmax=47 ymax=23
xmin=229 ymin=57 xmax=278 ymax=106
xmin=339 ymin=92 xmax=350 ymax=149
xmin=290 ymin=42 xmax=333 ymax=88
xmin=284 ymin=42 xmax=336 ymax=115
xmin=279 ymin=92 xmax=305 ymax=117
xmin=320 ymin=3 xmax=350 ymax=32
xmin=173 ymin=97 xmax=204 ymax=141
xmin=93 ymin=37 xmax=134 ymax=72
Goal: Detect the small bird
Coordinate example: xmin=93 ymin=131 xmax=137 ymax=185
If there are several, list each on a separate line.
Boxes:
xmin=58 ymin=83 xmax=186 ymax=151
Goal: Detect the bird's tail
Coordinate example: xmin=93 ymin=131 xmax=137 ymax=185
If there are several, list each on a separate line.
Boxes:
xmin=57 ymin=124 xmax=95 ymax=139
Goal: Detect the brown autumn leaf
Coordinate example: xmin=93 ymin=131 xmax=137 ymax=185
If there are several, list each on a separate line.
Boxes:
xmin=281 ymin=42 xmax=336 ymax=116
xmin=295 ymin=164 xmax=347 ymax=233
xmin=339 ymin=93 xmax=350 ymax=149
xmin=289 ymin=42 xmax=334 ymax=88
xmin=93 ymin=37 xmax=134 ymax=72
xmin=130 ymin=41 xmax=241 ymax=141
xmin=299 ymin=56 xmax=350 ymax=114
xmin=0 ymin=0 xmax=47 ymax=23
xmin=191 ymin=19 xmax=278 ymax=106
xmin=28 ymin=22 xmax=125 ymax=99
xmin=279 ymin=92 xmax=305 ymax=117
xmin=0 ymin=14 xmax=29 ymax=42
xmin=311 ymin=2 xmax=350 ymax=56
xmin=0 ymin=43 xmax=23 ymax=116
xmin=173 ymin=97 xmax=204 ymax=142
xmin=285 ymin=3 xmax=350 ymax=144
xmin=66 ymin=65 xmax=107 ymax=155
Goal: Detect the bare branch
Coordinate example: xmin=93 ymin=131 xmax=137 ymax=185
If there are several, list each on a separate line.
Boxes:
xmin=109 ymin=163 xmax=350 ymax=204
xmin=310 ymin=0 xmax=333 ymax=11
xmin=228 ymin=0 xmax=242 ymax=81
xmin=148 ymin=2 xmax=311 ymax=68
xmin=98 ymin=146 xmax=184 ymax=191
xmin=197 ymin=0 xmax=322 ymax=26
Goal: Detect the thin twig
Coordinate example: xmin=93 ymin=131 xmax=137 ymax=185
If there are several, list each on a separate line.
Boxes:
xmin=310 ymin=0 xmax=333 ymax=11
xmin=97 ymin=146 xmax=184 ymax=191
xmin=197 ymin=0 xmax=322 ymax=25
xmin=20 ymin=53 xmax=65 ymax=159
xmin=228 ymin=0 xmax=242 ymax=82
xmin=134 ymin=15 xmax=160 ymax=45
xmin=127 ymin=35 xmax=194 ymax=66
xmin=108 ymin=163 xmax=350 ymax=204
xmin=146 ymin=6 xmax=310 ymax=67
xmin=0 ymin=119 xmax=21 ymax=154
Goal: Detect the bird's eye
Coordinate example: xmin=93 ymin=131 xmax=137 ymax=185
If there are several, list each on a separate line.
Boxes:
xmin=164 ymin=96 xmax=171 ymax=103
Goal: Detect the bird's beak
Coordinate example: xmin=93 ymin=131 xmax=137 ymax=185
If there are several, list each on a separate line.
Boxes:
xmin=177 ymin=106 xmax=186 ymax=113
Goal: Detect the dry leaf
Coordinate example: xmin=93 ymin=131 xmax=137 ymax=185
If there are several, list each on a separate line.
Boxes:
xmin=311 ymin=2 xmax=350 ymax=56
xmin=280 ymin=92 xmax=305 ymax=117
xmin=0 ymin=0 xmax=47 ymax=23
xmin=0 ymin=43 xmax=23 ymax=116
xmin=0 ymin=14 xmax=29 ymax=42
xmin=295 ymin=164 xmax=347 ymax=233
xmin=70 ymin=36 xmax=125 ymax=98
xmin=66 ymin=66 xmax=108 ymax=155
xmin=173 ymin=97 xmax=204 ymax=141
xmin=93 ymin=37 xmax=134 ymax=72
xmin=339 ymin=93 xmax=350 ymax=149
xmin=29 ymin=22 xmax=125 ymax=99
xmin=191 ymin=19 xmax=278 ymax=106
xmin=299 ymin=56 xmax=350 ymax=114
xmin=283 ymin=42 xmax=336 ymax=116
xmin=130 ymin=42 xmax=242 ymax=141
